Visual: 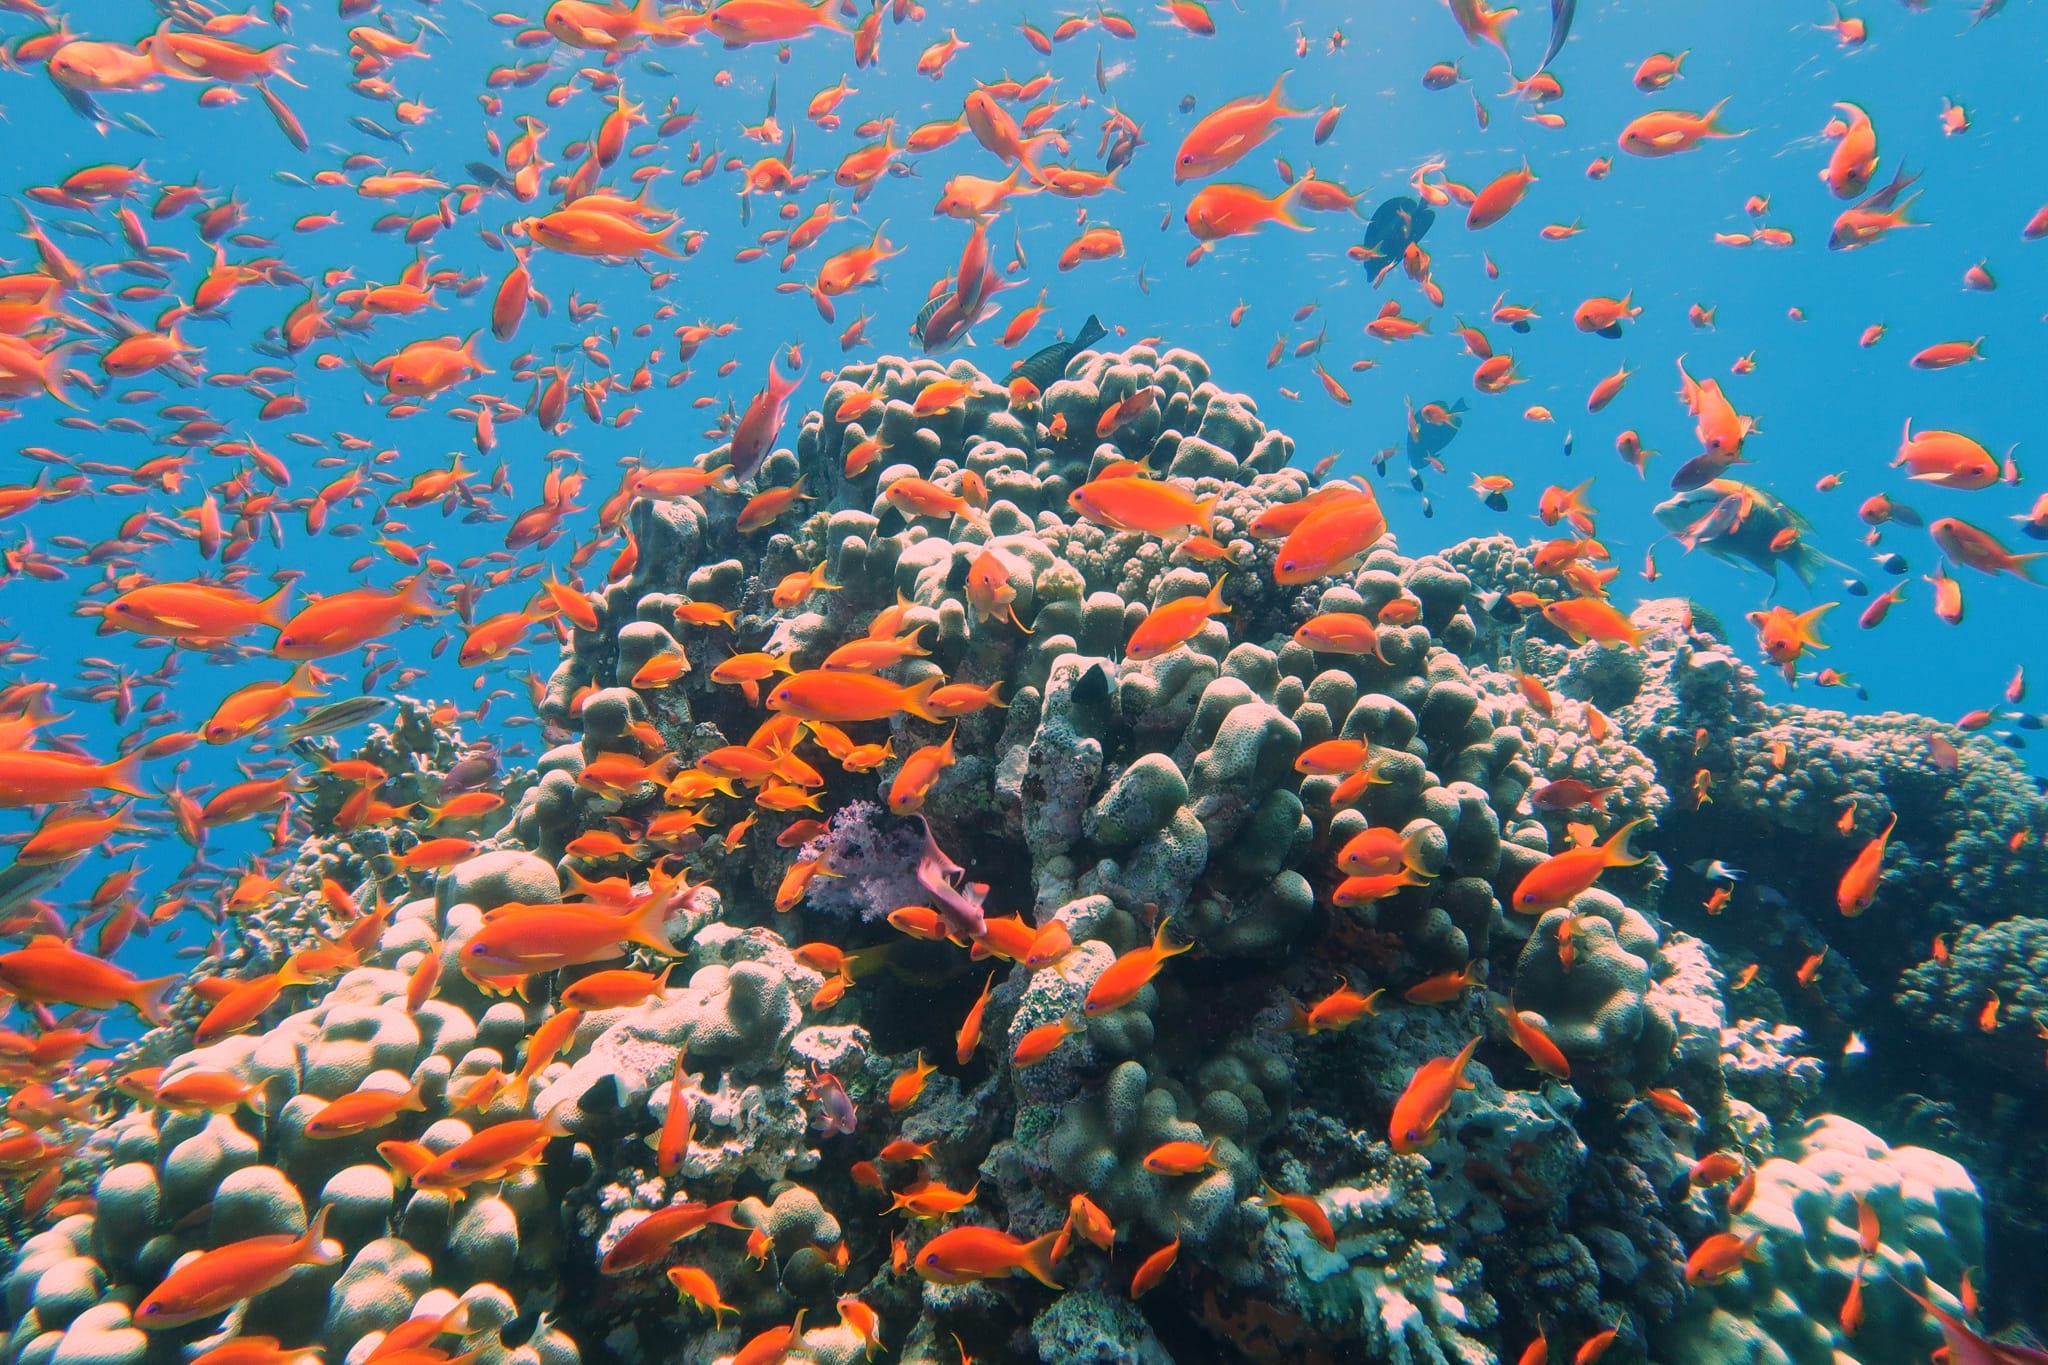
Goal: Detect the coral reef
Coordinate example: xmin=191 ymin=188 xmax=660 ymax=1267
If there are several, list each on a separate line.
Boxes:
xmin=4 ymin=344 xmax=2038 ymax=1365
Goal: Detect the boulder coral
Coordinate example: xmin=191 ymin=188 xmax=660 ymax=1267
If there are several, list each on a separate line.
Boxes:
xmin=2 ymin=343 xmax=2029 ymax=1365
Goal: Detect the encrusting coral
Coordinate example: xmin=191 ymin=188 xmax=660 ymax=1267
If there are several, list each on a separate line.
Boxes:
xmin=3 ymin=341 xmax=2036 ymax=1365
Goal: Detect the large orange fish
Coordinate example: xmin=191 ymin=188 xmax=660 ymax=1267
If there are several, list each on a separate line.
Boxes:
xmin=1084 ymin=920 xmax=1193 ymax=1015
xmin=135 ymin=1206 xmax=342 ymax=1328
xmin=460 ymin=895 xmax=678 ymax=977
xmin=0 ymin=936 xmax=177 ymax=1021
xmin=1619 ymin=99 xmax=1741 ymax=156
xmin=913 ymin=1225 xmax=1062 ymax=1287
xmin=1541 ymin=597 xmax=1643 ymax=648
xmin=1272 ymin=486 xmax=1388 ymax=585
xmin=379 ymin=1106 xmax=572 ymax=1192
xmin=1175 ymin=74 xmax=1309 ymax=182
xmin=765 ymin=670 xmax=946 ymax=723
xmin=1067 ymin=477 xmax=1217 ymax=538
xmin=0 ymin=748 xmax=146 ymax=806
xmin=1683 ymin=1230 xmax=1763 ymax=1286
xmin=1895 ymin=421 xmax=1998 ymax=489
xmin=275 ymin=575 xmax=441 ymax=660
xmin=1389 ymin=1035 xmax=1481 ymax=1153
xmin=1511 ymin=817 xmax=1652 ymax=913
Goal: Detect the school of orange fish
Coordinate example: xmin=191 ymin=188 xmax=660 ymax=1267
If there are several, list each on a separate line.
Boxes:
xmin=0 ymin=0 xmax=2044 ymax=1363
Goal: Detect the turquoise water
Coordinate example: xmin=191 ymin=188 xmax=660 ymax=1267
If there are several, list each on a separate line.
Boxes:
xmin=1 ymin=2 xmax=2044 ymax=1362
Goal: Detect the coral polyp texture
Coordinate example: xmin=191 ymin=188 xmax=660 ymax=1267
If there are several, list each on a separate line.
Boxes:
xmin=4 ymin=344 xmax=2041 ymax=1365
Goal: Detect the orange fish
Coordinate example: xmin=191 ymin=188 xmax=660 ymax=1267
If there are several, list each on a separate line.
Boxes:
xmin=667 ymin=1265 xmax=737 ymax=1326
xmin=888 ymin=731 xmax=958 ymax=815
xmin=304 ymin=1082 xmax=428 ymax=1140
xmin=1131 ymin=1237 xmax=1180 ymax=1297
xmin=1836 ymin=813 xmax=1898 ymax=915
xmin=1084 ymin=920 xmax=1193 ymax=1015
xmin=1067 ymin=477 xmax=1217 ymax=538
xmin=1125 ymin=576 xmax=1229 ymax=660
xmin=914 ymin=1225 xmax=1061 ymax=1287
xmin=1260 ymin=1185 xmax=1337 ymax=1250
xmin=1185 ymin=182 xmax=1308 ymax=241
xmin=0 ymin=936 xmax=176 ymax=1021
xmin=766 ymin=670 xmax=945 ymax=724
xmin=1013 ymin=1016 xmax=1084 ymax=1066
xmin=1273 ymin=485 xmax=1388 ymax=585
xmin=1175 ymin=74 xmax=1308 ymax=182
xmin=1497 ymin=1005 xmax=1571 ymax=1078
xmin=1466 ymin=162 xmax=1536 ymax=229
xmin=1619 ymin=98 xmax=1741 ymax=157
xmin=1510 ymin=817 xmax=1652 ymax=913
xmin=1683 ymin=1230 xmax=1763 ymax=1286
xmin=1389 ymin=1036 xmax=1482 ymax=1154
xmin=459 ymin=895 xmax=677 ymax=978
xmin=1541 ymin=597 xmax=1643 ymax=648
xmin=135 ymin=1206 xmax=342 ymax=1328
xmin=1287 ymin=976 xmax=1383 ymax=1034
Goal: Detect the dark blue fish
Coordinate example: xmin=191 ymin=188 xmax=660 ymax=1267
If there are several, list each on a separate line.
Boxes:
xmin=1360 ymin=196 xmax=1435 ymax=286
xmin=1405 ymin=397 xmax=1466 ymax=469
xmin=1011 ymin=314 xmax=1107 ymax=391
xmin=1534 ymin=0 xmax=1575 ymax=75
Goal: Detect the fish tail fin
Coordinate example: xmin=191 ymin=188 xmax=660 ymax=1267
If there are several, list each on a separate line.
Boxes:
xmin=97 ymin=749 xmax=147 ymax=799
xmin=2011 ymin=551 xmax=2045 ymax=584
xmin=301 ymin=1203 xmax=344 ymax=1266
xmin=133 ymin=972 xmax=178 ymax=1026
xmin=899 ymin=673 xmax=944 ymax=724
xmin=1602 ymin=815 xmax=1653 ymax=867
xmin=625 ymin=888 xmax=679 ymax=955
xmin=1274 ymin=180 xmax=1312 ymax=231
xmin=1018 ymin=1230 xmax=1064 ymax=1289
xmin=253 ymin=581 xmax=290 ymax=634
xmin=1194 ymin=494 xmax=1220 ymax=538
xmin=1703 ymin=96 xmax=1745 ymax=138
xmin=399 ymin=571 xmax=442 ymax=618
xmin=1796 ymin=601 xmax=1836 ymax=645
xmin=1400 ymin=826 xmax=1435 ymax=872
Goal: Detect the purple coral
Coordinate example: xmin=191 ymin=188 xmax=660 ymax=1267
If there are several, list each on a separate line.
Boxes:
xmin=799 ymin=804 xmax=988 ymax=937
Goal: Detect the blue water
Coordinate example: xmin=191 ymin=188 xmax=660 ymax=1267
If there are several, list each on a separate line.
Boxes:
xmin=0 ymin=0 xmax=2029 ymax=983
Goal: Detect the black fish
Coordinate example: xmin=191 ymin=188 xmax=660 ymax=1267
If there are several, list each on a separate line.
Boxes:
xmin=1360 ymin=196 xmax=1435 ymax=286
xmin=1012 ymin=314 xmax=1107 ymax=392
xmin=1534 ymin=0 xmax=1575 ymax=75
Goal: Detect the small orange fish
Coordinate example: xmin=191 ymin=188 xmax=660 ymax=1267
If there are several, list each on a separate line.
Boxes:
xmin=1836 ymin=813 xmax=1898 ymax=916
xmin=1287 ymin=977 xmax=1383 ymax=1034
xmin=887 ymin=1051 xmax=937 ymax=1112
xmin=1497 ymin=1005 xmax=1570 ymax=1079
xmin=1684 ymin=1230 xmax=1763 ymax=1286
xmin=1142 ymin=1137 xmax=1222 ymax=1175
xmin=1084 ymin=920 xmax=1193 ymax=1015
xmin=1260 ymin=1185 xmax=1336 ymax=1250
xmin=1012 ymin=1016 xmax=1083 ymax=1066
xmin=1130 ymin=1237 xmax=1180 ymax=1297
